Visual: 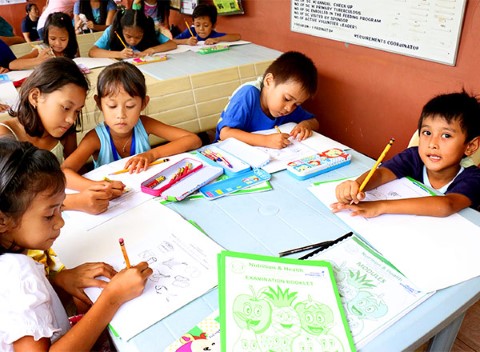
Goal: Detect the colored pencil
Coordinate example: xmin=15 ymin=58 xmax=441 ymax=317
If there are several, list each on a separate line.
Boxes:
xmin=109 ymin=158 xmax=170 ymax=175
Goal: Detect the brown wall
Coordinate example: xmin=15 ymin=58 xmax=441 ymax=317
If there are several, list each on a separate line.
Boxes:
xmin=172 ymin=1 xmax=480 ymax=159
xmin=0 ymin=0 xmax=47 ymax=37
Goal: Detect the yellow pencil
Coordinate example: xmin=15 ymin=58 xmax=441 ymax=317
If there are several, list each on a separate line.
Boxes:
xmin=119 ymin=238 xmax=131 ymax=268
xmin=185 ymin=20 xmax=195 ymax=38
xmin=109 ymin=158 xmax=170 ymax=175
xmin=115 ymin=31 xmax=128 ymax=49
xmin=358 ymin=138 xmax=395 ymax=193
xmin=275 ymin=126 xmax=282 ymax=134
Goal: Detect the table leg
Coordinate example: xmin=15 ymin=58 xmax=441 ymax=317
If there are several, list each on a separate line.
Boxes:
xmin=427 ymin=313 xmax=465 ymax=351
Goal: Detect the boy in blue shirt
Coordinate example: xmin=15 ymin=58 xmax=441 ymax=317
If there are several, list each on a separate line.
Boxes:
xmin=174 ymin=4 xmax=240 ymax=45
xmin=333 ymin=91 xmax=480 ymax=217
xmin=215 ymin=51 xmax=319 ymax=149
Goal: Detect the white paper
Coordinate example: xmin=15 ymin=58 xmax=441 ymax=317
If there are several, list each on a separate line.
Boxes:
xmin=73 ymin=57 xmax=118 ymax=69
xmin=62 ymin=153 xmax=199 ymax=230
xmin=256 ymin=123 xmax=350 ymax=173
xmin=76 ymin=202 xmax=223 ymax=341
xmin=6 ymin=69 xmax=33 ymax=82
xmin=308 ymin=177 xmax=480 ymax=291
xmin=308 ymin=235 xmax=434 ymax=348
xmin=0 ymin=80 xmax=19 ymax=108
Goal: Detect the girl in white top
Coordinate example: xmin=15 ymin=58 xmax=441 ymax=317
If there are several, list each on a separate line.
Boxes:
xmin=0 ymin=138 xmax=152 ymax=351
xmin=0 ymin=57 xmax=124 ymax=215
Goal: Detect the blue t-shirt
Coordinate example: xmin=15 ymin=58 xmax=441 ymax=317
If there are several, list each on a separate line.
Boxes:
xmin=382 ymin=146 xmax=480 ymax=208
xmin=215 ymin=81 xmax=314 ymax=141
xmin=0 ymin=39 xmax=16 ymax=68
xmin=95 ymin=26 xmax=170 ymax=50
xmin=175 ymin=27 xmax=225 ymax=41
xmin=73 ymin=0 xmax=116 ymax=24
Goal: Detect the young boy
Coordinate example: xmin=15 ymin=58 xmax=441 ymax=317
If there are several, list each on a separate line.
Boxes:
xmin=215 ymin=51 xmax=319 ymax=149
xmin=332 ymin=91 xmax=480 ymax=218
xmin=174 ymin=3 xmax=241 ymax=45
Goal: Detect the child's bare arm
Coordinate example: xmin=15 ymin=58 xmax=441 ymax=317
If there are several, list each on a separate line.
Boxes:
xmin=333 ymin=193 xmax=471 ymax=218
xmin=204 ymin=33 xmax=241 ymax=45
xmin=88 ymin=45 xmax=135 ymax=59
xmin=219 ymin=126 xmax=290 ymax=149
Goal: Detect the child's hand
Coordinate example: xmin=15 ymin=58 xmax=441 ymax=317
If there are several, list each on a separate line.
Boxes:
xmin=333 ymin=179 xmax=365 ymax=204
xmin=77 ymin=183 xmax=112 ymax=214
xmin=103 ymin=262 xmax=152 ymax=305
xmin=266 ymin=132 xmax=291 ymax=149
xmin=187 ymin=37 xmax=198 ymax=46
xmin=205 ymin=38 xmax=219 ymax=45
xmin=103 ymin=179 xmax=126 ymax=199
xmin=290 ymin=122 xmax=313 ymax=141
xmin=0 ymin=66 xmax=8 ymax=73
xmin=330 ymin=200 xmax=384 ymax=218
xmin=123 ymin=152 xmax=155 ymax=173
xmin=120 ymin=48 xmax=135 ymax=58
xmin=38 ymin=47 xmax=54 ymax=61
xmin=52 ymin=262 xmax=117 ymax=305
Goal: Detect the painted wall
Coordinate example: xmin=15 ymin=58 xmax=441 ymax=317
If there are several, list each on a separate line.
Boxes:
xmin=172 ymin=1 xmax=480 ymax=159
xmin=0 ymin=1 xmax=47 ymax=37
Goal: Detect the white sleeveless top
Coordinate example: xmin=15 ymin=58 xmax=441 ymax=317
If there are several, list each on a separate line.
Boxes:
xmin=0 ymin=122 xmax=65 ymax=163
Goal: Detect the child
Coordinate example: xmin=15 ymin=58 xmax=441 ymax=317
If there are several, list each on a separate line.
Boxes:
xmin=21 ymin=3 xmax=40 ymax=42
xmin=332 ymin=91 xmax=480 ymax=218
xmin=215 ymin=51 xmax=319 ymax=149
xmin=0 ymin=57 xmax=122 ymax=215
xmin=132 ymin=0 xmax=171 ymax=32
xmin=62 ymin=61 xmax=201 ymax=186
xmin=174 ymin=3 xmax=241 ymax=46
xmin=73 ymin=0 xmax=117 ymax=34
xmin=88 ymin=9 xmax=177 ymax=59
xmin=10 ymin=12 xmax=78 ymax=70
xmin=0 ymin=138 xmax=152 ymax=351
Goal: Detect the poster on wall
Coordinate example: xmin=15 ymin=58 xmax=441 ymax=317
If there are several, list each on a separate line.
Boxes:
xmin=291 ymin=0 xmax=467 ymax=66
xmin=213 ymin=0 xmax=244 ymax=15
xmin=0 ymin=0 xmax=26 ymax=4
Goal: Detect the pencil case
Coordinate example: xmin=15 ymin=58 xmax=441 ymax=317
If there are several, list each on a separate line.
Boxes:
xmin=199 ymin=168 xmax=271 ymax=200
xmin=140 ymin=158 xmax=203 ymax=197
xmin=196 ymin=145 xmax=250 ymax=177
xmin=286 ymin=148 xmax=352 ymax=180
xmin=161 ymin=165 xmax=223 ymax=201
xmin=197 ymin=44 xmax=229 ymax=54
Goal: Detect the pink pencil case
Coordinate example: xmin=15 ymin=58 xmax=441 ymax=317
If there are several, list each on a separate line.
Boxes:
xmin=140 ymin=158 xmax=203 ymax=196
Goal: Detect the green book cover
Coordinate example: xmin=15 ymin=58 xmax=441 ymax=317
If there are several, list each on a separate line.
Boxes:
xmin=218 ymin=251 xmax=356 ymax=352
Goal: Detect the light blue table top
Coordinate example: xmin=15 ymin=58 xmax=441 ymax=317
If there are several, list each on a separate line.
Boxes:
xmin=138 ymin=43 xmax=282 ymax=81
xmin=120 ymin=150 xmax=480 ymax=351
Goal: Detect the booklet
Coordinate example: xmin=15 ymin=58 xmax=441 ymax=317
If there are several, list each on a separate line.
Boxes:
xmin=164 ymin=310 xmax=221 ymax=352
xmin=304 ymin=234 xmax=434 ymax=348
xmin=218 ymin=251 xmax=356 ymax=352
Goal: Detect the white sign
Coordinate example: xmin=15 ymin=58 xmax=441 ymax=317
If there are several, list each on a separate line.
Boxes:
xmin=291 ymin=0 xmax=467 ymax=65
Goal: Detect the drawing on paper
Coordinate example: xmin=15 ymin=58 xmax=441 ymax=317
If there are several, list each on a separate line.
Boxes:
xmin=231 ymin=285 xmax=346 ymax=352
xmin=331 ymin=261 xmax=388 ymax=336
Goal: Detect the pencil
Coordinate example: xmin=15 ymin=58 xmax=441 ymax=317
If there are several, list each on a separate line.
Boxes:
xmin=279 ymin=240 xmax=334 ymax=257
xmin=275 ymin=126 xmax=282 ymax=134
xmin=115 ymin=31 xmax=128 ymax=49
xmin=119 ymin=238 xmax=131 ymax=268
xmin=185 ymin=20 xmax=195 ymax=38
xmin=109 ymin=158 xmax=170 ymax=175
xmin=358 ymin=138 xmax=395 ymax=193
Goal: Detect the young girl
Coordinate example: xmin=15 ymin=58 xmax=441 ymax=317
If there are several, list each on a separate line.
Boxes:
xmin=62 ymin=61 xmax=202 ymax=188
xmin=133 ymin=0 xmax=170 ymax=32
xmin=88 ymin=9 xmax=176 ymax=59
xmin=74 ymin=0 xmax=117 ymax=34
xmin=174 ymin=3 xmax=241 ymax=46
xmin=10 ymin=12 xmax=79 ymax=70
xmin=0 ymin=57 xmax=123 ymax=215
xmin=0 ymin=138 xmax=152 ymax=351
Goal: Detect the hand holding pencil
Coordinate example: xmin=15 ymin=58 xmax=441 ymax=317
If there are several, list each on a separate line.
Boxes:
xmin=332 ymin=138 xmax=395 ymax=206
